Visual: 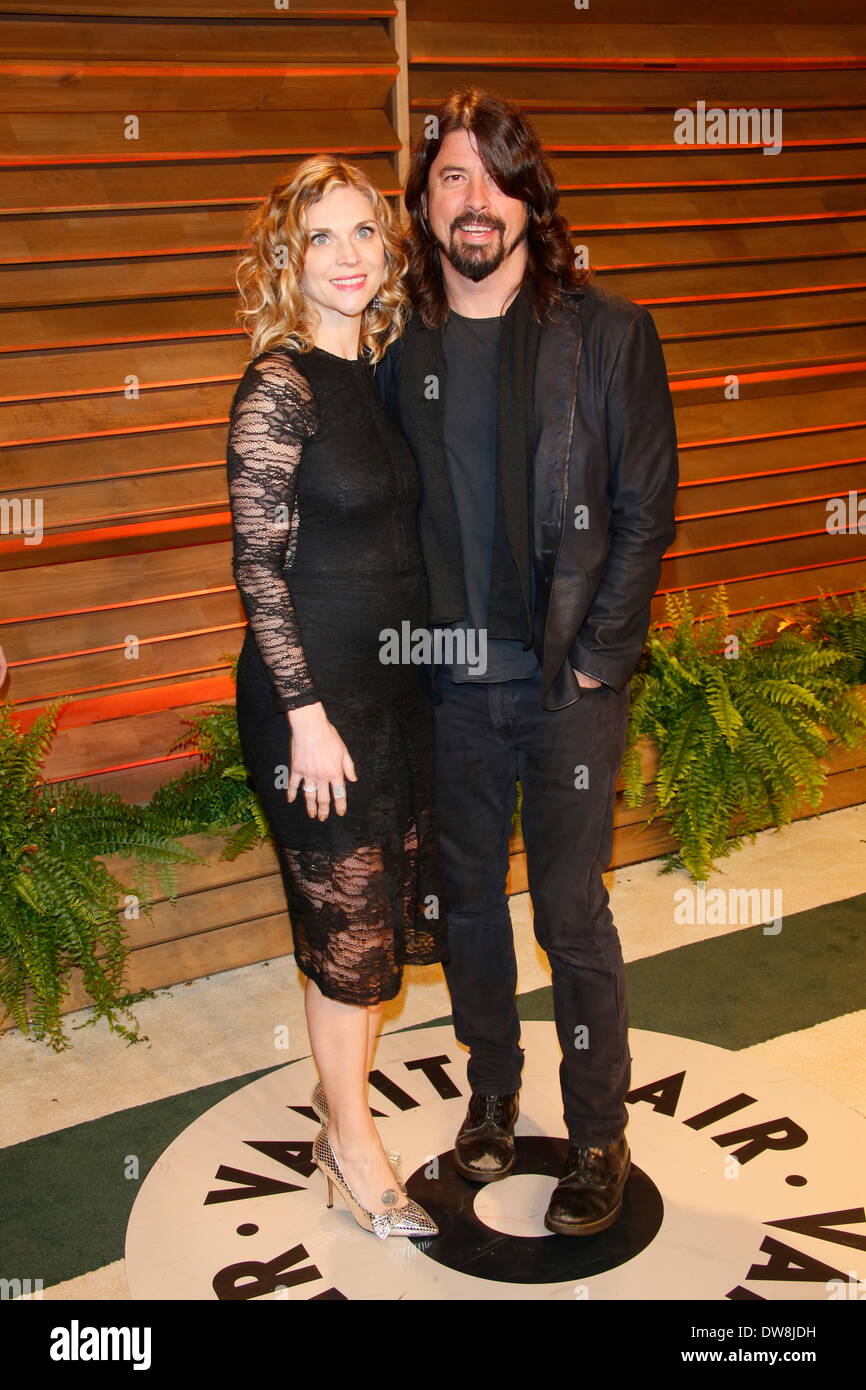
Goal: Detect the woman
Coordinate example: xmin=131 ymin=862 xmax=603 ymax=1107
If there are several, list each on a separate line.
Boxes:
xmin=228 ymin=156 xmax=447 ymax=1239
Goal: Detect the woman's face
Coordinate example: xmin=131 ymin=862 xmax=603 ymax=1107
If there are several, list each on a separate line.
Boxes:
xmin=299 ymin=183 xmax=386 ymax=331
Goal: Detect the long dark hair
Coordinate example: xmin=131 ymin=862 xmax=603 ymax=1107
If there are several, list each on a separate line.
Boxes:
xmin=403 ymin=87 xmax=592 ymax=329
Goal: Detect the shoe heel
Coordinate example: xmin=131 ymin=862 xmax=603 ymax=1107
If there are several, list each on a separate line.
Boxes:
xmin=324 ymin=1173 xmax=334 ymax=1209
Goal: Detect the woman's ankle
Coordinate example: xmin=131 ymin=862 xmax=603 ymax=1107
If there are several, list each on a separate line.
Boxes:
xmin=328 ymin=1121 xmax=379 ymax=1160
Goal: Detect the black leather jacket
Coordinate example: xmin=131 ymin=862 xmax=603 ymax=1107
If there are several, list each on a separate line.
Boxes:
xmin=376 ymin=281 xmax=679 ymax=710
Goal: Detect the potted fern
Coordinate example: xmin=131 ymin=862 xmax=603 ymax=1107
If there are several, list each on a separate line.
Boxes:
xmin=621 ymin=584 xmax=866 ymax=880
xmin=0 ymin=700 xmax=202 ymax=1051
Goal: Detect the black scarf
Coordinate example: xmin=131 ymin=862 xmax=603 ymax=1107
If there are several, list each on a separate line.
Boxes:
xmin=395 ymin=277 xmax=541 ymax=646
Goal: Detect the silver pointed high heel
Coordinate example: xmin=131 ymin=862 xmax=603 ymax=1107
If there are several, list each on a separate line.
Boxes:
xmin=311 ymin=1126 xmax=438 ymax=1239
xmin=311 ymin=1080 xmax=402 ymax=1177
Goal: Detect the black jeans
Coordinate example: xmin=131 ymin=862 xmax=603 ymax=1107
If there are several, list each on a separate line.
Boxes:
xmin=433 ymin=665 xmax=632 ymax=1147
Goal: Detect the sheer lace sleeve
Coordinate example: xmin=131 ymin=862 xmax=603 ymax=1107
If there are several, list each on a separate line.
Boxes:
xmin=227 ymin=349 xmax=320 ymax=711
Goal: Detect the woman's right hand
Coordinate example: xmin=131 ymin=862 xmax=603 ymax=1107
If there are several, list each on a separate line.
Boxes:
xmin=286 ymin=703 xmax=357 ymax=820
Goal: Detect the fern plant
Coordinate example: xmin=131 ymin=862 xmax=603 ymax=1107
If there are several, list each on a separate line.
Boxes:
xmin=621 ymin=584 xmax=866 ymax=881
xmin=810 ymin=586 xmax=866 ymax=685
xmin=0 ymin=700 xmax=203 ymax=1051
xmin=146 ymin=652 xmax=271 ymax=860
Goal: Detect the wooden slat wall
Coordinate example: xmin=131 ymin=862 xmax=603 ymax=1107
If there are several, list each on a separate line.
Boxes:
xmin=407 ymin=18 xmax=866 ymax=635
xmin=2 ymin=7 xmax=864 ymax=766
xmin=1 ymin=5 xmax=865 ymax=1016
xmin=0 ymin=0 xmax=404 ymax=770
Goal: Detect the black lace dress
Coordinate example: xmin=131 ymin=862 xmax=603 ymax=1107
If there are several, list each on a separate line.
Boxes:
xmin=227 ymin=344 xmax=448 ymax=1005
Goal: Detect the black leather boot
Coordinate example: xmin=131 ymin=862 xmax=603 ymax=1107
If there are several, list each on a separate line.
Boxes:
xmin=544 ymin=1135 xmax=631 ymax=1235
xmin=453 ymin=1091 xmax=520 ymax=1182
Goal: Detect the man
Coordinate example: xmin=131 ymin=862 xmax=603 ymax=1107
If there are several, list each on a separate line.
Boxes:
xmin=375 ymin=89 xmax=679 ymax=1235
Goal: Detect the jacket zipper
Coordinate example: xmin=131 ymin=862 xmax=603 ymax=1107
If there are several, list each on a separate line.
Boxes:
xmin=541 ymin=313 xmax=583 ymax=658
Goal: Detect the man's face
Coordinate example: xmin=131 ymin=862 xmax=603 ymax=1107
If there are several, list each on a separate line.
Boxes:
xmin=422 ymin=128 xmax=529 ymax=283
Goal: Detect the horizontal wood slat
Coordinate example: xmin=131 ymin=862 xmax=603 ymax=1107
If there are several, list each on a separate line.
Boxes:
xmin=0 ymin=423 xmax=228 ymax=490
xmin=406 ymin=0 xmax=866 ymax=21
xmin=0 ymin=1 xmax=393 ymax=15
xmin=664 ymin=325 xmax=866 ymax=376
xmin=6 ymin=626 xmax=241 ymax=701
xmin=0 ymin=108 xmax=400 ymax=165
xmin=681 ymin=460 xmax=866 ymax=516
xmin=5 ymin=447 xmax=863 ymax=572
xmin=2 ymin=468 xmax=230 ymax=530
xmin=0 ymin=66 xmax=395 ymax=116
xmin=0 ymin=337 xmax=248 ymax=401
xmin=406 ymin=110 xmax=866 ymax=153
xmin=4 ymin=589 xmax=241 ymax=664
xmin=666 ymin=559 xmax=866 ymax=618
xmin=676 ymin=427 xmax=866 ymax=485
xmin=550 ymin=148 xmax=866 ymax=187
xmin=663 ymin=534 xmax=866 ymax=591
xmin=0 ymin=207 xmax=304 ymax=265
xmin=0 ymin=256 xmax=230 ymax=309
xmin=407 ymin=23 xmax=866 ymax=68
xmin=0 ymin=156 xmax=397 ymax=216
xmin=0 ymin=18 xmax=398 ymax=63
xmin=0 ymin=539 xmax=232 ymax=620
xmin=583 ymin=220 xmax=866 ymax=269
xmin=20 ymin=326 xmax=866 ymax=409
xmin=0 ymin=299 xmax=242 ymax=352
xmin=560 ymin=185 xmax=866 ymax=228
xmin=0 ymin=380 xmax=234 ymax=445
xmin=409 ymin=67 xmax=866 ymax=112
xmin=673 ymin=383 xmax=866 ymax=445
xmin=46 ymin=912 xmax=295 ymax=1023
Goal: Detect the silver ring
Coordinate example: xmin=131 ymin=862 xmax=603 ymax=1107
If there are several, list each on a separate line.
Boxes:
xmin=333 ymin=785 xmax=346 ymax=799
xmin=303 ymin=780 xmax=318 ymax=792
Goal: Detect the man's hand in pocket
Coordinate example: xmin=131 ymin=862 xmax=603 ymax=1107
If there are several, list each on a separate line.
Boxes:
xmin=572 ymin=668 xmax=603 ymax=689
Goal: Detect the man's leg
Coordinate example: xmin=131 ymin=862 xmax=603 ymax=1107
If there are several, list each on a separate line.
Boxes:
xmin=513 ymin=677 xmax=632 ymax=1147
xmin=433 ymin=668 xmax=523 ymax=1098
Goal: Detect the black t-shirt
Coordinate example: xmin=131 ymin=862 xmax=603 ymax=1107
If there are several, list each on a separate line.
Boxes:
xmin=439 ymin=308 xmax=539 ymax=682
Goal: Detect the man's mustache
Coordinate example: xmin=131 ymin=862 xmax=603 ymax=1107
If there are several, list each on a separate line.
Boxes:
xmin=452 ymin=219 xmax=503 ymax=233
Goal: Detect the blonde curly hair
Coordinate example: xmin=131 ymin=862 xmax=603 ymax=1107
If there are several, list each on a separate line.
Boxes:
xmin=235 ymin=155 xmax=410 ymax=366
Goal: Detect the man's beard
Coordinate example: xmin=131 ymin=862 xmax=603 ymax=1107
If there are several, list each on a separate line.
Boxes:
xmin=435 ymin=217 xmax=529 ymax=283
